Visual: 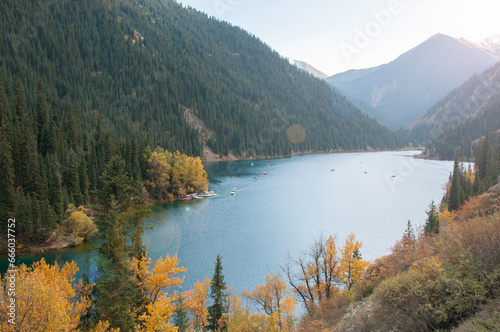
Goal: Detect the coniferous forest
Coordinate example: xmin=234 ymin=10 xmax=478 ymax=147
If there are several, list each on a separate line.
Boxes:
xmin=0 ymin=0 xmax=401 ymax=244
xmin=3 ymin=0 xmax=500 ymax=331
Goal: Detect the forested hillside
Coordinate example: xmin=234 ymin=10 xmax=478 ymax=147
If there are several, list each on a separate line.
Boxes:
xmin=410 ymin=61 xmax=500 ymax=159
xmin=0 ymin=0 xmax=398 ymax=157
xmin=0 ymin=0 xmax=400 ymax=242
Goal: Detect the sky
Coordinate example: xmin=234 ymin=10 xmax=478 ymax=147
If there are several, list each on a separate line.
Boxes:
xmin=177 ymin=0 xmax=500 ymax=76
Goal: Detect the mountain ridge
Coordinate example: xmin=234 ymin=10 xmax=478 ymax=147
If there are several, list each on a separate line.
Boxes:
xmin=326 ymin=33 xmax=500 ymax=130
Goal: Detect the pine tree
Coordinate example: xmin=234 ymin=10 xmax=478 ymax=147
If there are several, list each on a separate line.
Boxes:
xmin=207 ymin=254 xmax=227 ymax=331
xmin=35 ymin=80 xmax=50 ymax=156
xmin=0 ymin=79 xmax=8 ymax=125
xmin=96 ymin=199 xmax=139 ymax=331
xmin=68 ymin=151 xmax=84 ymax=207
xmin=0 ymin=125 xmax=15 ymax=224
xmin=99 ymin=155 xmax=133 ymax=215
xmin=95 ymin=157 xmax=142 ymax=330
xmin=448 ymin=150 xmax=463 ymax=211
xmin=475 ymin=131 xmax=492 ymax=194
xmin=15 ymin=191 xmax=33 ymax=239
xmin=173 ymin=294 xmax=190 ymax=332
xmin=46 ymin=154 xmax=64 ymax=218
xmin=12 ymin=82 xmax=40 ymax=195
xmin=424 ymin=200 xmax=439 ymax=235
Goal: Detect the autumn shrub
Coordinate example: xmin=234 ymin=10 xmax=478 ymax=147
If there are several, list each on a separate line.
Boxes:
xmin=375 ymin=256 xmax=444 ymax=331
xmin=298 ymin=291 xmax=352 ymax=331
xmin=455 ymin=192 xmax=500 ymax=221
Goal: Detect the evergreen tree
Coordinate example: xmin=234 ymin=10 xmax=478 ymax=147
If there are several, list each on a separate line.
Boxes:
xmin=474 ymin=131 xmax=492 ymax=194
xmin=0 ymin=125 xmax=15 ymax=224
xmin=46 ymin=154 xmax=64 ymax=218
xmin=15 ymin=191 xmax=33 ymax=239
xmin=207 ymin=254 xmax=227 ymax=331
xmin=448 ymin=150 xmax=463 ymax=211
xmin=173 ymin=294 xmax=190 ymax=332
xmin=0 ymin=79 xmax=8 ymax=125
xmin=95 ymin=157 xmax=141 ymax=331
xmin=99 ymin=155 xmax=133 ymax=215
xmin=68 ymin=151 xmax=84 ymax=207
xmin=35 ymin=80 xmax=50 ymax=156
xmin=424 ymin=200 xmax=439 ymax=235
xmin=95 ymin=199 xmax=139 ymax=331
xmin=12 ymin=82 xmax=40 ymax=195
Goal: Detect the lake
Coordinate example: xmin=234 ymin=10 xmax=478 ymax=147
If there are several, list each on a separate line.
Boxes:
xmin=1 ymin=151 xmax=454 ymax=294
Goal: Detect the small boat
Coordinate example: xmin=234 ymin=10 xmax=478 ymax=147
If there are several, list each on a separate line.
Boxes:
xmin=391 ymin=175 xmax=396 ymax=178
xmin=232 ymin=176 xmax=237 ymax=179
xmin=330 ymin=169 xmax=335 ymax=172
xmin=262 ymin=172 xmax=268 ymax=175
xmin=230 ymin=192 xmax=236 ymax=196
xmin=209 ymin=190 xmax=218 ymax=196
xmin=232 ymin=188 xmax=237 ymax=192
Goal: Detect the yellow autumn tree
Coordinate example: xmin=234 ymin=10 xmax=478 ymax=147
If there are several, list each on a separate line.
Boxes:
xmin=184 ymin=156 xmax=209 ymax=194
xmin=145 ymin=147 xmax=172 ymax=201
xmin=185 ymin=276 xmax=211 ymax=331
xmin=130 ymin=253 xmax=187 ymax=332
xmin=340 ymin=234 xmax=369 ymax=290
xmin=283 ymin=234 xmax=341 ymax=312
xmin=145 ymin=147 xmax=208 ymax=202
xmin=284 ymin=234 xmax=368 ymax=312
xmin=242 ymin=274 xmax=296 ymax=331
xmin=63 ymin=205 xmax=98 ymax=242
xmin=0 ymin=258 xmax=90 ymax=332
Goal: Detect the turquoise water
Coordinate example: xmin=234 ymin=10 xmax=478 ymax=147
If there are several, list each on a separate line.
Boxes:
xmin=1 ymin=151 xmax=454 ymax=294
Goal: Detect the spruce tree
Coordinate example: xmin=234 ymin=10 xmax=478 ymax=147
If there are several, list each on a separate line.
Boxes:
xmin=424 ymin=200 xmax=439 ymax=235
xmin=0 ymin=79 xmax=8 ymax=125
xmin=35 ymin=80 xmax=50 ymax=156
xmin=46 ymin=154 xmax=64 ymax=218
xmin=0 ymin=125 xmax=15 ymax=224
xmin=13 ymin=82 xmax=40 ymax=195
xmin=174 ymin=294 xmax=190 ymax=332
xmin=95 ymin=157 xmax=140 ymax=331
xmin=95 ymin=199 xmax=139 ymax=331
xmin=475 ymin=131 xmax=492 ymax=194
xmin=448 ymin=150 xmax=463 ymax=211
xmin=207 ymin=254 xmax=227 ymax=331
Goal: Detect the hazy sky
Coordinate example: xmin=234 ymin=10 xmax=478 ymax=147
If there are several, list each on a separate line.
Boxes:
xmin=177 ymin=0 xmax=500 ymax=76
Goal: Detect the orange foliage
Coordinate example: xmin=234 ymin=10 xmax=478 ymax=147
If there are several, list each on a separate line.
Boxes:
xmin=185 ymin=276 xmax=211 ymax=331
xmin=242 ymin=274 xmax=296 ymax=331
xmin=339 ymin=234 xmax=369 ymax=290
xmin=130 ymin=253 xmax=187 ymax=332
xmin=0 ymin=258 xmax=90 ymax=332
xmin=145 ymin=147 xmax=208 ymax=201
xmin=455 ymin=192 xmax=500 ymax=221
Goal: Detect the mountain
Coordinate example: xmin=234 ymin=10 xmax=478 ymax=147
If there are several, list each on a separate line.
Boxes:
xmin=0 ymin=0 xmax=402 ymax=237
xmin=0 ymin=0 xmax=399 ymax=161
xmin=480 ymin=34 xmax=500 ymax=54
xmin=409 ymin=61 xmax=500 ymax=146
xmin=326 ymin=34 xmax=500 ymax=130
xmin=414 ymin=61 xmax=500 ymax=160
xmin=287 ymin=59 xmax=329 ymax=79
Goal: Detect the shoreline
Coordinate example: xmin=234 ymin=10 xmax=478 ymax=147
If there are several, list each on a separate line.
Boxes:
xmin=3 ymin=147 xmax=423 ymax=255
xmin=202 ymin=146 xmax=424 ymax=163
